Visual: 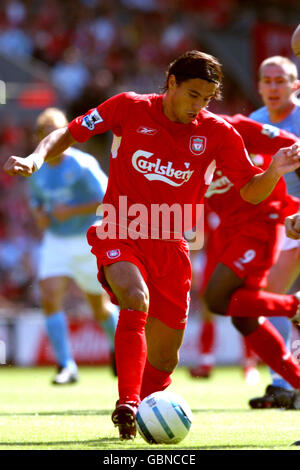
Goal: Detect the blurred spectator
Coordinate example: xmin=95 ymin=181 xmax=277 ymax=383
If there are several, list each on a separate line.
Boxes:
xmin=5 ymin=0 xmax=26 ymax=27
xmin=120 ymin=0 xmax=161 ymax=12
xmin=89 ymin=7 xmax=118 ymax=54
xmin=0 ymin=25 xmax=33 ymax=60
xmin=51 ymin=47 xmax=91 ymax=102
xmin=0 ymin=209 xmax=38 ymax=307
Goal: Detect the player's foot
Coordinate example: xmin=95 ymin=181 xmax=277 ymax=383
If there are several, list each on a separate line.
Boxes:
xmin=249 ymin=384 xmax=300 ymax=409
xmin=111 ymin=400 xmax=139 ymax=440
xmin=189 ymin=364 xmax=212 ymax=378
xmin=52 ymin=365 xmax=79 ymax=385
xmin=244 ymin=365 xmax=260 ymax=386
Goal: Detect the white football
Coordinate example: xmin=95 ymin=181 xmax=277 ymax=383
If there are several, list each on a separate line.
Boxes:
xmin=136 ymin=391 xmax=193 ymax=444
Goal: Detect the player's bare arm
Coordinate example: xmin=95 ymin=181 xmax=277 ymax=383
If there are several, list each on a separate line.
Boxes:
xmin=285 ymin=213 xmax=300 ymax=240
xmin=32 ymin=207 xmax=51 ymax=231
xmin=52 ymin=201 xmax=101 ymax=222
xmin=3 ymin=127 xmax=76 ymax=177
xmin=240 ymin=143 xmax=300 ymax=204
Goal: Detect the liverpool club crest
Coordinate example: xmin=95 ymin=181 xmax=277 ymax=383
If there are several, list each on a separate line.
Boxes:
xmin=189 ymin=136 xmax=206 ymax=156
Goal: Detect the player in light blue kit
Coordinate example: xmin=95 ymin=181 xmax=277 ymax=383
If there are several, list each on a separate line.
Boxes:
xmin=29 ymin=108 xmax=118 ymax=384
xmin=249 ymin=56 xmax=300 ymax=407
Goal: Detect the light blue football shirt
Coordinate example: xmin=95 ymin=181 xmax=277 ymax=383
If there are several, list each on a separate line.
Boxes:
xmin=28 ymin=147 xmax=107 ymax=236
xmin=249 ymin=105 xmax=300 ymax=198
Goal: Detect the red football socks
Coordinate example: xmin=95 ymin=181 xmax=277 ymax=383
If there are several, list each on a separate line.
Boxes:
xmin=227 ymin=288 xmax=298 ymax=318
xmin=115 ymin=309 xmax=147 ymax=404
xmin=140 ymin=359 xmax=172 ymax=400
xmin=241 ymin=336 xmax=257 ymax=368
xmin=245 ymin=318 xmax=300 ymax=389
xmin=200 ymin=320 xmax=215 ymax=355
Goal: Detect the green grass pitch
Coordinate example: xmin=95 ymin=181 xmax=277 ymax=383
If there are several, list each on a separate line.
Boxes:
xmin=0 ymin=365 xmax=299 ymax=450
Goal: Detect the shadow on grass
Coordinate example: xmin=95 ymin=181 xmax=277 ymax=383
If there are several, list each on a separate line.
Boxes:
xmin=192 ymin=409 xmax=254 ymax=413
xmin=0 ymin=441 xmax=278 ymax=449
xmin=0 ymin=409 xmax=260 ymax=417
xmin=0 ymin=409 xmax=110 ymax=417
xmin=0 ymin=438 xmax=121 ymax=447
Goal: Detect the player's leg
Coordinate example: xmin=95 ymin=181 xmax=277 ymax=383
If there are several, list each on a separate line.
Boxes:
xmin=190 ymin=304 xmax=216 ymax=378
xmin=139 ymin=237 xmax=192 ymax=401
xmin=40 ymin=276 xmax=78 ymax=384
xmin=38 ymin=231 xmax=78 ymax=384
xmin=190 ymin=229 xmax=221 ymax=379
xmin=266 ymin=246 xmax=300 ymax=294
xmin=205 ymin=264 xmax=300 ymax=403
xmin=249 ymin=245 xmax=300 ymax=405
xmin=86 ymin=225 xmax=152 ymax=439
xmin=221 ymin=251 xmax=300 ymax=399
xmin=266 ymin=245 xmax=300 ymax=387
xmin=71 ymin=232 xmax=119 ymax=371
xmin=241 ymin=337 xmax=260 ymax=386
xmin=205 ymin=225 xmax=300 ymax=320
xmin=104 ymin=260 xmax=149 ymax=440
xmin=85 ymin=292 xmax=118 ymax=374
xmin=208 ymin=265 xmax=299 ymax=321
xmin=140 ymin=316 xmax=185 ymax=399
xmin=248 ymin=314 xmax=295 ymax=408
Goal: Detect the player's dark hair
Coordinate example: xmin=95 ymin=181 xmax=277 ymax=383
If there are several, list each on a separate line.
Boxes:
xmin=163 ymin=50 xmax=223 ymax=99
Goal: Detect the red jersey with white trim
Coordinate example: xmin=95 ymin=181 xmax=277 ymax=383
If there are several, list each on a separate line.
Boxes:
xmin=205 ymin=114 xmax=300 ymax=227
xmin=68 ymin=93 xmax=261 ymax=233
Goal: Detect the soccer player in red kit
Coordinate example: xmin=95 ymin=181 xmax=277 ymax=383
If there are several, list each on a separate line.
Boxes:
xmin=192 ymin=116 xmax=300 ymax=403
xmin=4 ymin=51 xmax=300 ymax=440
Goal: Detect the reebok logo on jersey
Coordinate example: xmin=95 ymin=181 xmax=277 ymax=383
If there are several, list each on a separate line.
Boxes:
xmin=81 ymin=109 xmax=103 ymax=131
xmin=132 ymin=150 xmax=194 ymax=186
xmin=137 ymin=126 xmax=158 ymax=135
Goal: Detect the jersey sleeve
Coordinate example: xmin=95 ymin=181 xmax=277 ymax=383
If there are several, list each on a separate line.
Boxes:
xmin=68 ymin=92 xmax=130 ymax=142
xmin=215 ymin=123 xmax=262 ymax=191
xmin=221 ymin=114 xmax=299 ymax=154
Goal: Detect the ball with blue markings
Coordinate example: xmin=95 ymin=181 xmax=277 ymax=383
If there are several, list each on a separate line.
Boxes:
xmin=136 ymin=391 xmax=193 ymax=444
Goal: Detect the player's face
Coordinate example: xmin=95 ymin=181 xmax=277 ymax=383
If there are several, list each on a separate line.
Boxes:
xmin=165 ymin=76 xmax=218 ymax=124
xmin=258 ymin=64 xmax=297 ymax=113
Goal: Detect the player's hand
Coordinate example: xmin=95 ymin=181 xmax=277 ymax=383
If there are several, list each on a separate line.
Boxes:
xmin=3 ymin=155 xmax=37 ymax=177
xmin=285 ymin=213 xmax=300 ymax=240
xmin=33 ymin=208 xmax=50 ymax=231
xmin=272 ymin=143 xmax=300 ymax=176
xmin=52 ymin=204 xmax=75 ymax=222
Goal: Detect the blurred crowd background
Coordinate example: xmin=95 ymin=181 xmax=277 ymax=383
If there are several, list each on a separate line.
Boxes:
xmin=0 ymin=0 xmax=299 ymax=312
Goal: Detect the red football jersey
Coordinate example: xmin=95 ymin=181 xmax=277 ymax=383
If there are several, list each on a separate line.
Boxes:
xmin=68 ymin=93 xmax=261 ymax=234
xmin=205 ymin=114 xmax=300 ymax=227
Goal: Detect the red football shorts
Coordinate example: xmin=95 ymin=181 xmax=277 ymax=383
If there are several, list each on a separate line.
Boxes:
xmin=87 ymin=225 xmax=192 ymax=330
xmin=199 ymin=221 xmax=285 ymax=293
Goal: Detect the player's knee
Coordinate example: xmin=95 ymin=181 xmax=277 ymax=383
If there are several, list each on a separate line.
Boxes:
xmin=119 ymin=286 xmax=149 ymax=312
xmin=231 ymin=316 xmax=259 ymax=336
xmin=93 ymin=307 xmax=110 ymax=322
xmin=91 ymin=298 xmax=111 ymax=322
xmin=204 ymin=288 xmax=226 ymax=315
xmin=40 ymin=292 xmax=62 ymax=315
